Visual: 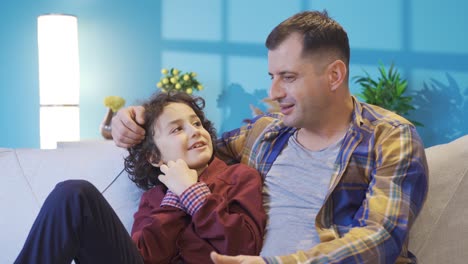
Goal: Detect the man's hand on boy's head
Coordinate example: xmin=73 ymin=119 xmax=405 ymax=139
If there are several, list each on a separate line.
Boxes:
xmin=158 ymin=159 xmax=198 ymax=196
xmin=112 ymin=105 xmax=146 ymax=148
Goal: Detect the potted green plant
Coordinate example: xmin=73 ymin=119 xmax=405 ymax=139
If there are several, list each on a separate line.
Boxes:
xmin=156 ymin=68 xmax=203 ymax=94
xmin=353 ymin=63 xmax=423 ymax=126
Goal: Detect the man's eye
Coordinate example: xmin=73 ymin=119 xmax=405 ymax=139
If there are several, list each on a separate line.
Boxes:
xmin=194 ymin=121 xmax=202 ymax=127
xmin=283 ymin=76 xmax=295 ymax=82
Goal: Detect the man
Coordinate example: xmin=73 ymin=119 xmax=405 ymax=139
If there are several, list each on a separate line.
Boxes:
xmin=112 ymin=10 xmax=428 ymax=264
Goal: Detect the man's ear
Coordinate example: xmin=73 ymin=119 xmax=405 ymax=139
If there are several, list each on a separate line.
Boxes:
xmin=328 ymin=59 xmax=347 ymax=92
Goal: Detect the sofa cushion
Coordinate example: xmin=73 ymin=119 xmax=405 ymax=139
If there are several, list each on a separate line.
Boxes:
xmin=0 ymin=141 xmax=143 ymax=264
xmin=15 ymin=141 xmax=143 ymax=232
xmin=409 ymin=135 xmax=468 ymax=263
xmin=0 ymin=148 xmax=40 ymax=264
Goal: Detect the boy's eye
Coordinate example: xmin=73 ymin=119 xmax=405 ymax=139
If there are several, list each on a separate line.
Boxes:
xmin=193 ymin=121 xmax=202 ymax=127
xmin=171 ymin=127 xmax=182 ymax=133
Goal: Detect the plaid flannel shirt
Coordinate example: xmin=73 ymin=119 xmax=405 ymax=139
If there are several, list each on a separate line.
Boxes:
xmin=216 ymin=97 xmax=428 ymax=264
xmin=160 ymin=182 xmax=211 ymax=215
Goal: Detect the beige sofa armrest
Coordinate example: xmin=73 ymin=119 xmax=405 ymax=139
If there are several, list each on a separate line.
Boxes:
xmin=409 ymin=135 xmax=468 ymax=263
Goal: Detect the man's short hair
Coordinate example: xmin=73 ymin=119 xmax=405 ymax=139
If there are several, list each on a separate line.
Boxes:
xmin=265 ymin=10 xmax=350 ymax=66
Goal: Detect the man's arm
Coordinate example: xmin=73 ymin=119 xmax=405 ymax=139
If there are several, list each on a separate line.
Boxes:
xmin=215 ymin=124 xmax=249 ymax=164
xmin=216 ymin=114 xmax=278 ymax=165
xmin=111 ymin=105 xmax=146 ymax=148
xmin=213 ymin=124 xmax=429 ymax=264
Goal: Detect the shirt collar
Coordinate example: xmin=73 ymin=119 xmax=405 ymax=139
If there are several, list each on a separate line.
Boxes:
xmin=350 ymin=95 xmax=364 ymax=128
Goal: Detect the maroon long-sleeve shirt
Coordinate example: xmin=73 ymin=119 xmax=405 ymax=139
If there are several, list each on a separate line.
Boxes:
xmin=131 ymin=157 xmax=266 ymax=264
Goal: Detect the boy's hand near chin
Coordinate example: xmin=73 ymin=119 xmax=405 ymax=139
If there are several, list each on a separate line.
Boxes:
xmin=158 ymin=159 xmax=198 ymax=196
xmin=210 ymin=252 xmax=265 ymax=264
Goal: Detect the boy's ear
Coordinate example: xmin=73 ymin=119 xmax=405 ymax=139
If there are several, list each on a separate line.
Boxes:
xmin=147 ymin=153 xmax=163 ymax=167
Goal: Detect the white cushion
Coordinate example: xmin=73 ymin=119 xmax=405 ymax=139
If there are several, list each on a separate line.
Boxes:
xmin=0 ymin=142 xmax=143 ymax=263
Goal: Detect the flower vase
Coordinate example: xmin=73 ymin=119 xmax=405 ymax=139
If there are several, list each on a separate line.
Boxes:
xmin=100 ymin=108 xmax=114 ymax=140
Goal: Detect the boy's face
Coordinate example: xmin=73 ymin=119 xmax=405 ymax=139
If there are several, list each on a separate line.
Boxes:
xmin=152 ymin=102 xmax=213 ymax=171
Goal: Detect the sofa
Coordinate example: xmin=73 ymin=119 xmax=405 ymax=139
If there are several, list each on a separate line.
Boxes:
xmin=1 ymin=135 xmax=467 ymax=264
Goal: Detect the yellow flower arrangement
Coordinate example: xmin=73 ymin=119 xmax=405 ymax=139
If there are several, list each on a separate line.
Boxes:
xmin=103 ymin=96 xmax=126 ymax=113
xmin=156 ymin=68 xmax=203 ymax=94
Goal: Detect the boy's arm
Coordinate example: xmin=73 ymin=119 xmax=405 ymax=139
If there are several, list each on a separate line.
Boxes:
xmin=131 ymin=187 xmax=188 ymax=263
xmin=179 ymin=165 xmax=267 ymax=256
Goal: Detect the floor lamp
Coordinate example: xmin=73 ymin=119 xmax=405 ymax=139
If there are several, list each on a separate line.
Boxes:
xmin=37 ymin=14 xmax=80 ymax=149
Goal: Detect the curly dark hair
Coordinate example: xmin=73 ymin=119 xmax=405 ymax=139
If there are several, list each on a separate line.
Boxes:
xmin=266 ymin=10 xmax=350 ymax=67
xmin=124 ymin=91 xmax=217 ymax=191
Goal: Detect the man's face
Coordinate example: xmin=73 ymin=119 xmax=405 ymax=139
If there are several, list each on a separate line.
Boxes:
xmin=267 ymin=33 xmax=333 ymax=129
xmin=152 ymin=102 xmax=213 ymax=171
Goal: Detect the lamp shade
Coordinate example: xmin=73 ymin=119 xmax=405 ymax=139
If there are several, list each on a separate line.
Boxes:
xmin=37 ymin=14 xmax=80 ymax=149
xmin=37 ymin=14 xmax=80 ymax=105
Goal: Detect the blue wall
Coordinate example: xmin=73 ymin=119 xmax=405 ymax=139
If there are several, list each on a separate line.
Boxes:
xmin=1 ymin=0 xmax=467 ymax=148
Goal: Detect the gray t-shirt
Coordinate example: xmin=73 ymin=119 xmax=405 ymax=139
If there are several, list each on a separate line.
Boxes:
xmin=260 ymin=131 xmax=342 ymax=256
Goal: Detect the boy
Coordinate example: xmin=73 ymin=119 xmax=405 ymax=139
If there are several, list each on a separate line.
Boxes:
xmin=15 ymin=92 xmax=266 ymax=264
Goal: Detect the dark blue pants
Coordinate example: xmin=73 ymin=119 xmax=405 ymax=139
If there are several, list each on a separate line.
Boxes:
xmin=15 ymin=180 xmax=144 ymax=264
